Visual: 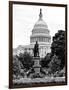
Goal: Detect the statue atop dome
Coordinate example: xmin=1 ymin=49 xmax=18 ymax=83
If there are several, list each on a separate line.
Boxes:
xmin=39 ymin=8 xmax=43 ymax=19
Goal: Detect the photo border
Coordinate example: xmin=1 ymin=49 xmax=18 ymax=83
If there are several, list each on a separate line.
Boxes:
xmin=9 ymin=1 xmax=67 ymax=89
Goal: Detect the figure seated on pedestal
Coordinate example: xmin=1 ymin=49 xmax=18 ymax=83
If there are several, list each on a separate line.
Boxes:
xmin=33 ymin=41 xmax=39 ymax=57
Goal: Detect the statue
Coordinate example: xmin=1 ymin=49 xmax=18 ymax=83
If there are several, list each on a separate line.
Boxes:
xmin=33 ymin=41 xmax=39 ymax=57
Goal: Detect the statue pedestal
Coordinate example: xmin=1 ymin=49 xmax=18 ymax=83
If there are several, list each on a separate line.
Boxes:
xmin=33 ymin=57 xmax=41 ymax=74
xmin=27 ymin=57 xmax=45 ymax=78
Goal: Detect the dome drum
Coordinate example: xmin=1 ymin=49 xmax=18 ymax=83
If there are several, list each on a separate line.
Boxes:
xmin=30 ymin=36 xmax=51 ymax=43
xmin=30 ymin=34 xmax=51 ymax=38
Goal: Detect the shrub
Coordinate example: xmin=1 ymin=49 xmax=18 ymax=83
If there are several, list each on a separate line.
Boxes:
xmin=18 ymin=52 xmax=34 ymax=70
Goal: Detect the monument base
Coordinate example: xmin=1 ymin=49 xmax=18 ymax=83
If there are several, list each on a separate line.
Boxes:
xmin=26 ymin=57 xmax=46 ymax=78
xmin=33 ymin=57 xmax=41 ymax=75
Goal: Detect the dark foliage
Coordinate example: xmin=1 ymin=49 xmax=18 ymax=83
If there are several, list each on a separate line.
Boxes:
xmin=48 ymin=54 xmax=61 ymax=73
xmin=13 ymin=55 xmax=20 ymax=78
xmin=40 ymin=53 xmax=51 ymax=67
xmin=51 ymin=30 xmax=65 ymax=69
xmin=18 ymin=52 xmax=34 ymax=70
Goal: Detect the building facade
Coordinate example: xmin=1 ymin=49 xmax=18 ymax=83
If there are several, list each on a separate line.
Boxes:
xmin=13 ymin=9 xmax=51 ymax=58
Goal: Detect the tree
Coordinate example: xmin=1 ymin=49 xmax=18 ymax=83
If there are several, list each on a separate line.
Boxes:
xmin=13 ymin=55 xmax=26 ymax=79
xmin=48 ymin=54 xmax=61 ymax=73
xmin=18 ymin=52 xmax=34 ymax=70
xmin=51 ymin=30 xmax=65 ymax=69
xmin=13 ymin=55 xmax=20 ymax=78
xmin=40 ymin=53 xmax=51 ymax=68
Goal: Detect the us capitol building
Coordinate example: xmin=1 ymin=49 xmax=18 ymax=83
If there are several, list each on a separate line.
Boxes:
xmin=13 ymin=9 xmax=51 ymax=58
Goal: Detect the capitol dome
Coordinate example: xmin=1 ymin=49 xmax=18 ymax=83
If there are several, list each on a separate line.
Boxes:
xmin=30 ymin=9 xmax=51 ymax=45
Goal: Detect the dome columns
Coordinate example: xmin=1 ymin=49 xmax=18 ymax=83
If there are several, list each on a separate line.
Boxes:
xmin=30 ymin=36 xmax=51 ymax=43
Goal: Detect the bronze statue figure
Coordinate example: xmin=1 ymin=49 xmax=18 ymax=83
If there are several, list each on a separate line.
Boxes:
xmin=33 ymin=41 xmax=39 ymax=57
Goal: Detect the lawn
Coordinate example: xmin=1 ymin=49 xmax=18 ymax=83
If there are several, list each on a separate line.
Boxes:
xmin=13 ymin=76 xmax=65 ymax=85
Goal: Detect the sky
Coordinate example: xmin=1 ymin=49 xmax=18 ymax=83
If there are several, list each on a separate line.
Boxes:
xmin=13 ymin=4 xmax=65 ymax=48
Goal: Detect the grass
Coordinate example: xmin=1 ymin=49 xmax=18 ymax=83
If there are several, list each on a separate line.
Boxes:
xmin=13 ymin=77 xmax=65 ymax=85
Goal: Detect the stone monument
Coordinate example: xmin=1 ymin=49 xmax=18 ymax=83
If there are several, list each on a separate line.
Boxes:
xmin=27 ymin=41 xmax=46 ymax=78
xmin=33 ymin=41 xmax=41 ymax=75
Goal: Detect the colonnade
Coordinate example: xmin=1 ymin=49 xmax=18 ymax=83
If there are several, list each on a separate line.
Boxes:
xmin=30 ymin=37 xmax=51 ymax=43
xmin=16 ymin=46 xmax=50 ymax=58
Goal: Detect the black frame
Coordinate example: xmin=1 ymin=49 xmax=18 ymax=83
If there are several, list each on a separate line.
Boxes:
xmin=9 ymin=1 xmax=67 ymax=89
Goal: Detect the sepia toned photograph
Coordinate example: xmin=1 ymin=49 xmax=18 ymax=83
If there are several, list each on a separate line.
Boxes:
xmin=9 ymin=1 xmax=67 ymax=88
